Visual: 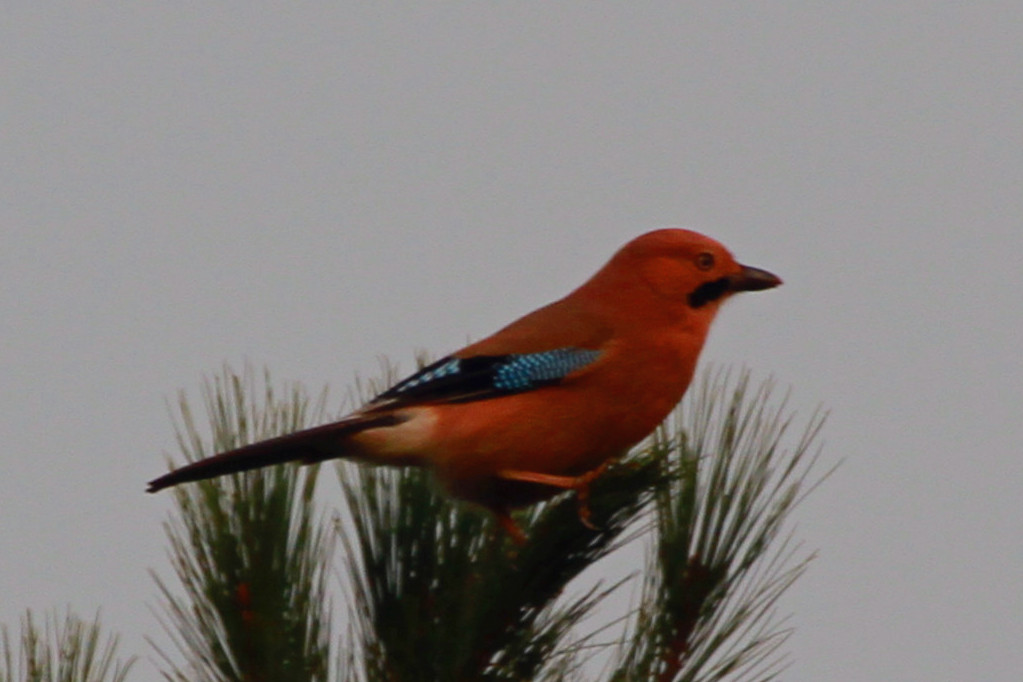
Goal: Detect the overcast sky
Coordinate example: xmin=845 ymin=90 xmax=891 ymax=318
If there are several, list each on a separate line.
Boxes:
xmin=2 ymin=3 xmax=1021 ymax=680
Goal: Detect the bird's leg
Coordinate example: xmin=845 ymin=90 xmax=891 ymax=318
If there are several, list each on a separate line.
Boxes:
xmin=496 ymin=461 xmax=612 ymax=529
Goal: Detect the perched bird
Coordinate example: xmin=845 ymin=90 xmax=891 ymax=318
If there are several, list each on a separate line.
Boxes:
xmin=148 ymin=229 xmax=780 ymax=541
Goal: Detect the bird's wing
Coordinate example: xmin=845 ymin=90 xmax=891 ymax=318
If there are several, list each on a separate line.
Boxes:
xmin=365 ymin=347 xmax=603 ymax=410
xmin=363 ymin=292 xmax=613 ymax=410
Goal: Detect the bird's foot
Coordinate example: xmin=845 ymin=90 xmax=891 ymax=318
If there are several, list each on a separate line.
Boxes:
xmin=497 ymin=461 xmax=612 ymax=530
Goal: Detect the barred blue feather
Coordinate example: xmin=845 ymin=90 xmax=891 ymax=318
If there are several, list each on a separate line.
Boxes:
xmin=491 ymin=348 xmax=602 ymax=390
xmin=374 ymin=348 xmax=602 ymax=405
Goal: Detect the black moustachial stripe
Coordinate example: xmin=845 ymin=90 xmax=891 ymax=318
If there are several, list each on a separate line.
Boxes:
xmin=687 ymin=276 xmax=731 ymax=308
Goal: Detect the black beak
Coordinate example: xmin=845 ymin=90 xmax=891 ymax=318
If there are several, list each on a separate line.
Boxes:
xmin=730 ymin=264 xmax=782 ymax=292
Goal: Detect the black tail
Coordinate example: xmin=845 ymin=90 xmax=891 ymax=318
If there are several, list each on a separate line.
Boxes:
xmin=146 ymin=413 xmax=399 ymax=493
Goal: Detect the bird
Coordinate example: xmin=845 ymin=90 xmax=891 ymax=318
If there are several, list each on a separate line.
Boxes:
xmin=147 ymin=229 xmax=781 ymax=541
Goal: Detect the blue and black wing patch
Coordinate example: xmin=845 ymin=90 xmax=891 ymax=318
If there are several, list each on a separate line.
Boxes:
xmin=372 ymin=347 xmax=602 ymax=406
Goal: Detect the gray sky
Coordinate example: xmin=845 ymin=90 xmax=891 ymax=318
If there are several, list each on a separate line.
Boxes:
xmin=2 ymin=3 xmax=1021 ymax=679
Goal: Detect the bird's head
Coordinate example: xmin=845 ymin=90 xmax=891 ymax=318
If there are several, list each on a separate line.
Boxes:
xmin=586 ymin=228 xmax=782 ymax=326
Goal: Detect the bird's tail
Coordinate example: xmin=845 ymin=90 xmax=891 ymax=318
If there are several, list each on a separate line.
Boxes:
xmin=146 ymin=412 xmax=400 ymax=493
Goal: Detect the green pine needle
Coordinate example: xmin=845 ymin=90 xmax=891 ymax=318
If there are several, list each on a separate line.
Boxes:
xmin=150 ymin=365 xmax=335 ymax=682
xmin=335 ymin=448 xmax=667 ymax=682
xmin=0 ymin=609 xmax=135 ymax=682
xmin=611 ymin=368 xmax=830 ymax=682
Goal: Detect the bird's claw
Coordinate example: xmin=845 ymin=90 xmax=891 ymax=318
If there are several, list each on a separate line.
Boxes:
xmin=496 ymin=460 xmax=613 ymax=531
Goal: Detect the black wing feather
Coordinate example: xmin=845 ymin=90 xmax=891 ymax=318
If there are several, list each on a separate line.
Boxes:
xmin=370 ymin=348 xmax=602 ymax=407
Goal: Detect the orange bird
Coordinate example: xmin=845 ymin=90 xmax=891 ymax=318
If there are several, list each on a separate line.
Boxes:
xmin=147 ymin=229 xmax=780 ymax=540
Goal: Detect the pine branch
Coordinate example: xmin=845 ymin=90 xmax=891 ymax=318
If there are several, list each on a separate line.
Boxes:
xmin=0 ymin=609 xmax=135 ymax=682
xmin=148 ymin=362 xmax=827 ymax=682
xmin=335 ymin=449 xmax=667 ymax=682
xmin=610 ymin=368 xmax=829 ymax=682
xmin=150 ymin=366 xmax=335 ymax=682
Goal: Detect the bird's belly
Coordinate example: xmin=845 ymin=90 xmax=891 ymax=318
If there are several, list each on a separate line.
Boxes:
xmin=428 ymin=387 xmax=677 ymax=508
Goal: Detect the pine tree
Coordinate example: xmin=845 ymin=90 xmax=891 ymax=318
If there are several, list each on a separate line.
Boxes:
xmin=152 ymin=364 xmax=827 ymax=682
xmin=0 ymin=610 xmax=135 ymax=682
xmin=0 ymin=363 xmax=826 ymax=682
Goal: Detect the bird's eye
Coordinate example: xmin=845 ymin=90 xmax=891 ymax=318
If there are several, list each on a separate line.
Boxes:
xmin=695 ymin=252 xmax=715 ymax=270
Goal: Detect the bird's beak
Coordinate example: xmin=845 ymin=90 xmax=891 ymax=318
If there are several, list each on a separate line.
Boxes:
xmin=730 ymin=265 xmax=782 ymax=292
